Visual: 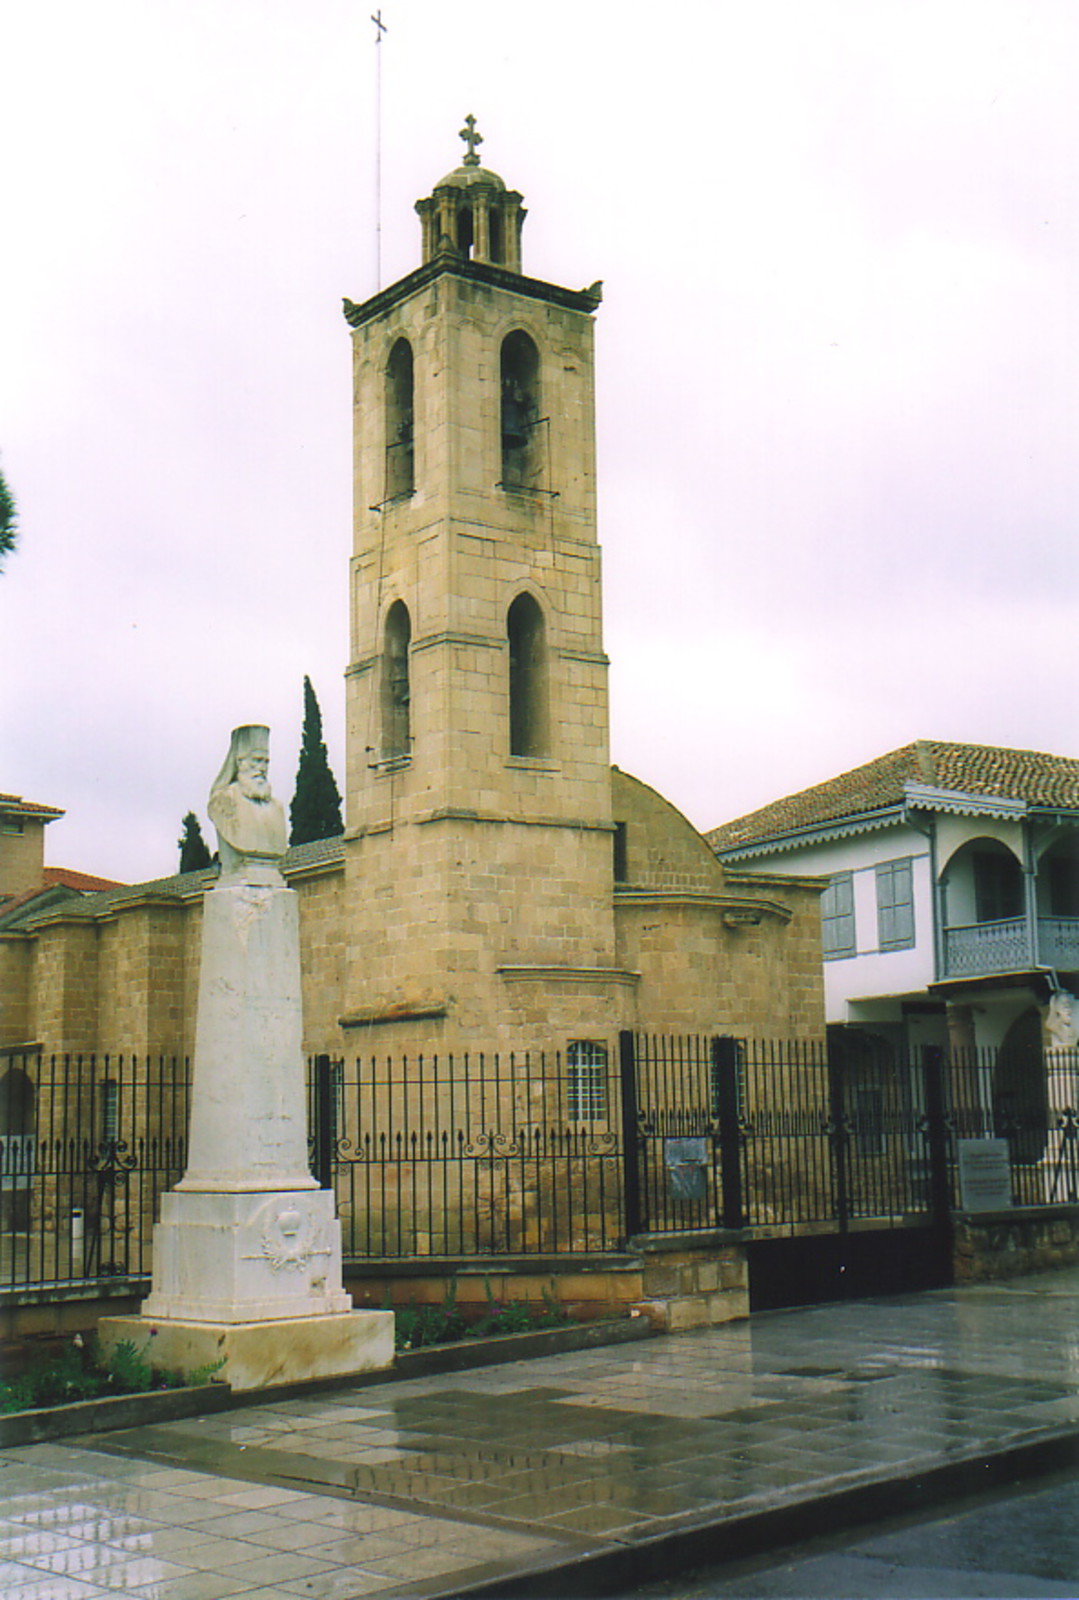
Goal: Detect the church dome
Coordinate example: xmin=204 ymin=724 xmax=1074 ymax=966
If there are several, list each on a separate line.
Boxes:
xmin=433 ymin=163 xmax=507 ymax=194
xmin=415 ymin=117 xmax=527 ymax=274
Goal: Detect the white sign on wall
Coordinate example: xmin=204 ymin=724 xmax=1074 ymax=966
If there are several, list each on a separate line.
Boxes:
xmin=958 ymin=1139 xmax=1012 ymax=1212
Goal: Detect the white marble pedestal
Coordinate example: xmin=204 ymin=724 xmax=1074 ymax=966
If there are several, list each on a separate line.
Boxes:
xmin=100 ymin=875 xmax=393 ymax=1391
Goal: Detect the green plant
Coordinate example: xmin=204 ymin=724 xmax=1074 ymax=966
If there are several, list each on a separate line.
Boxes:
xmin=468 ymin=1275 xmax=572 ymax=1339
xmin=393 ymin=1279 xmax=469 ymax=1351
xmin=0 ymin=1333 xmax=219 ymax=1415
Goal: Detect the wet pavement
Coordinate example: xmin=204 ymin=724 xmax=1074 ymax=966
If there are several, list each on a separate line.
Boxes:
xmin=2 ymin=1269 xmax=1079 ymax=1598
xmin=627 ymin=1468 xmax=1079 ymax=1597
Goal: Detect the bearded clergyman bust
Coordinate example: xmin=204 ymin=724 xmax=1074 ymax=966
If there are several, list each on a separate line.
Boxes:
xmin=208 ymin=724 xmax=288 ymax=882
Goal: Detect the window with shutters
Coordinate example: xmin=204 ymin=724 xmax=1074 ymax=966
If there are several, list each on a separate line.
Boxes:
xmin=821 ymin=873 xmax=856 ymax=960
xmin=876 ymin=857 xmax=915 ymax=951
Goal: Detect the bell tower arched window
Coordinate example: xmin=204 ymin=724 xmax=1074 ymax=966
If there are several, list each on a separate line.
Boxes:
xmin=385 ymin=338 xmax=414 ymax=501
xmin=381 ymin=600 xmax=411 ymax=758
xmin=500 ymin=331 xmax=541 ymax=490
xmin=508 ymin=592 xmax=548 ymax=757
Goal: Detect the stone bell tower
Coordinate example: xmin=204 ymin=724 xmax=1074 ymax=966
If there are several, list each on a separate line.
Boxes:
xmin=341 ymin=120 xmax=628 ymax=1046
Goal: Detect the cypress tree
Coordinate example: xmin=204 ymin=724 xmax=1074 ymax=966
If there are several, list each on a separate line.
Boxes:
xmin=178 ymin=812 xmax=213 ymax=873
xmin=0 ymin=466 xmax=17 ymax=572
xmin=290 ymin=676 xmax=344 ymax=845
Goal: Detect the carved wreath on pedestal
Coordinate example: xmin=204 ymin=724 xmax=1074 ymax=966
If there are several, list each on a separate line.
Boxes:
xmin=243 ymin=1200 xmax=333 ymax=1273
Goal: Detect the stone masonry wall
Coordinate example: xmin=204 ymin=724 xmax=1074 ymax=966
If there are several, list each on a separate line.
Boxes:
xmin=953 ymin=1207 xmax=1079 ymax=1282
xmin=611 ymin=770 xmax=826 ymax=1041
xmin=0 ymin=935 xmax=32 ymax=1046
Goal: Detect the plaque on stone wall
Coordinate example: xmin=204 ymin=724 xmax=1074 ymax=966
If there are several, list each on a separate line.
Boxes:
xmin=665 ymin=1137 xmax=708 ymax=1201
xmin=958 ymin=1139 xmax=1013 ymax=1212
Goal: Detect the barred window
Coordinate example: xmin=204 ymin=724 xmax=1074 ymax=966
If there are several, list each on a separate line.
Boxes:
xmin=566 ymin=1041 xmax=608 ymax=1121
xmin=102 ymin=1080 xmax=119 ymax=1143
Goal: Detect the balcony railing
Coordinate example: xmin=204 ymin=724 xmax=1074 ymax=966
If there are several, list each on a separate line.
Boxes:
xmin=942 ymin=916 xmax=1079 ymax=978
xmin=1039 ymin=917 xmax=1079 ymax=970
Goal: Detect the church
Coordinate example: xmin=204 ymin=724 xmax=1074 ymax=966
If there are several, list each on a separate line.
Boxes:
xmin=0 ymin=127 xmax=826 ymax=1067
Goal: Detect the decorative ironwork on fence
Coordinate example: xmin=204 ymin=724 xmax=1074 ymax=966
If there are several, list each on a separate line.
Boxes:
xmin=0 ymin=1051 xmax=190 ymax=1293
xmin=3 ymin=1036 xmax=1077 ymax=1296
xmin=307 ymin=1049 xmax=624 ymax=1258
xmin=625 ymin=1034 xmax=953 ymax=1238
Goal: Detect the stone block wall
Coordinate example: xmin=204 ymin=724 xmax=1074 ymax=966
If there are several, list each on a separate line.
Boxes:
xmin=633 ymin=1238 xmax=750 ymax=1331
xmin=953 ymin=1207 xmax=1079 ymax=1282
xmin=28 ymin=920 xmax=99 ymax=1055
xmin=0 ymin=935 xmax=32 ymax=1046
xmin=346 ymin=1260 xmax=644 ymax=1326
xmin=293 ymin=864 xmax=348 ymax=1051
xmin=611 ymin=769 xmax=826 ymax=1041
xmin=0 ymin=817 xmax=48 ymax=900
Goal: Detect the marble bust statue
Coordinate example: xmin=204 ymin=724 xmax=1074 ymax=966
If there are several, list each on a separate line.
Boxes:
xmin=207 ymin=724 xmax=288 ymax=880
xmin=1046 ymin=988 xmax=1079 ymax=1053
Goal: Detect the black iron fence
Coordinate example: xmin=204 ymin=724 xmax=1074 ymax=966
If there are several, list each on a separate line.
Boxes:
xmin=2 ymin=1036 xmax=1077 ymax=1295
xmin=308 ymin=1049 xmax=624 ymax=1257
xmin=625 ymin=1034 xmax=953 ymax=1237
xmin=0 ymin=1051 xmax=190 ymax=1292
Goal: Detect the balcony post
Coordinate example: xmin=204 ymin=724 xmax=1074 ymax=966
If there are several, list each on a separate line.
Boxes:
xmin=1022 ymin=821 xmax=1040 ymax=970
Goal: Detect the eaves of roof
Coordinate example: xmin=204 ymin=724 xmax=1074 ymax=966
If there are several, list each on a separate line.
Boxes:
xmin=0 ymin=795 xmax=65 ymax=824
xmin=716 ymin=804 xmax=906 ymax=862
xmin=343 ymin=256 xmax=601 ymax=331
xmin=709 ymin=741 xmax=1079 ymax=859
xmin=901 ymin=783 xmax=1031 ymax=821
xmin=0 ymin=884 xmax=80 ymax=932
xmin=12 ymin=836 xmax=346 ymax=930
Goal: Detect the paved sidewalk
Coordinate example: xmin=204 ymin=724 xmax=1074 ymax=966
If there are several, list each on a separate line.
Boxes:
xmin=2 ymin=1269 xmax=1079 ymax=1599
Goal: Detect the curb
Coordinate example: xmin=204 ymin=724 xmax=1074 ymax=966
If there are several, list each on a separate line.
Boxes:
xmin=393 ymin=1313 xmax=655 ymax=1379
xmin=0 ymin=1384 xmax=233 ymax=1449
xmin=0 ymin=1317 xmax=652 ymax=1443
xmin=435 ymin=1425 xmax=1079 ymax=1599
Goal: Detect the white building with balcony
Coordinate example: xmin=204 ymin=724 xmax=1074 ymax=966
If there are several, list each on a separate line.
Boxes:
xmin=708 ymin=742 xmax=1079 ymax=1065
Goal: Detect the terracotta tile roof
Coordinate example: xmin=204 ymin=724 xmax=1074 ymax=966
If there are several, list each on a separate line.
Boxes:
xmin=708 ymin=741 xmax=1079 ymax=853
xmin=42 ymin=867 xmax=126 ymax=894
xmin=0 ymin=869 xmax=126 ymax=928
xmin=0 ymin=794 xmax=64 ymax=823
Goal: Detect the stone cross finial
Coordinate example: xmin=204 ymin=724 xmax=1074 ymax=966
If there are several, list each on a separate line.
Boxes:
xmin=459 ymin=114 xmax=483 ymax=166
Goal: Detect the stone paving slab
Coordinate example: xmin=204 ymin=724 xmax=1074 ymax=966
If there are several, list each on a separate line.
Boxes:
xmin=2 ymin=1270 xmax=1079 ymax=1598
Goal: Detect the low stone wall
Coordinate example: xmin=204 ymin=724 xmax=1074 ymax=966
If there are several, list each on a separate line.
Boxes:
xmin=345 ymin=1256 xmax=646 ymax=1325
xmin=628 ymin=1232 xmax=750 ymax=1331
xmin=345 ymin=1238 xmax=752 ymax=1332
xmin=953 ymin=1206 xmax=1079 ymax=1283
xmin=1 ymin=1286 xmax=142 ymax=1346
xmin=2 ymin=1239 xmax=751 ymax=1348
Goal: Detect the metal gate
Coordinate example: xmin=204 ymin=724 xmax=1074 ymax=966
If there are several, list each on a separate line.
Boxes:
xmin=621 ymin=1033 xmax=954 ymax=1309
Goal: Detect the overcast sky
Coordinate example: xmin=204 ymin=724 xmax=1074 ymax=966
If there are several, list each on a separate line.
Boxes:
xmin=2 ymin=1 xmax=1077 ymax=885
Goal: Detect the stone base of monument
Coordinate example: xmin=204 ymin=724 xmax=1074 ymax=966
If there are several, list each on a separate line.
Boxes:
xmin=99 ymin=1309 xmax=394 ymax=1392
xmin=136 ymin=1187 xmax=353 ymax=1323
xmin=99 ymin=1187 xmax=395 ymax=1391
